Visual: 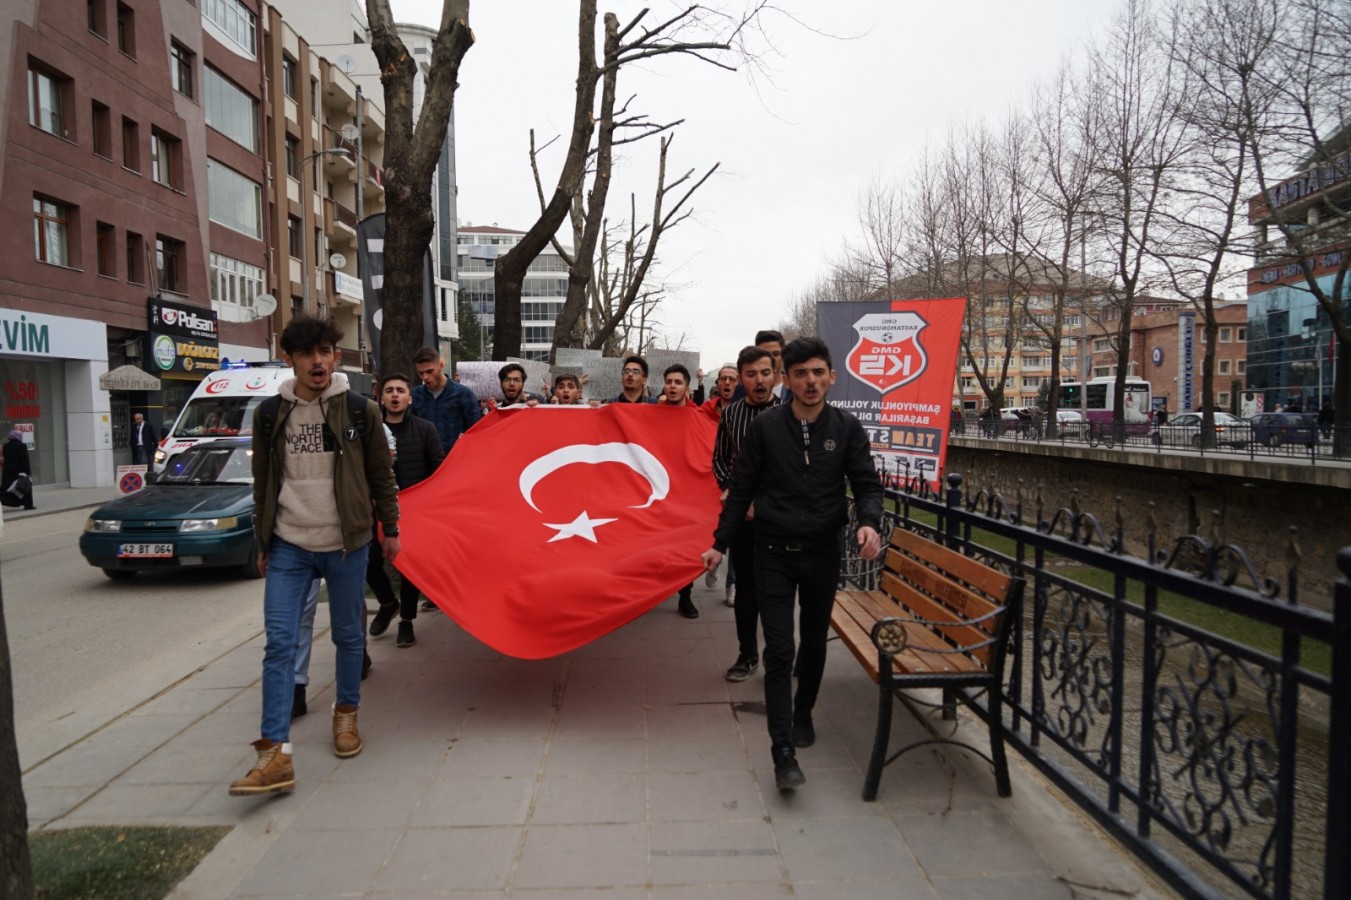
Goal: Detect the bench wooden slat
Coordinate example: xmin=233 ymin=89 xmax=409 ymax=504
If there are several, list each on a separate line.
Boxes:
xmin=885 ymin=550 xmax=1002 ymax=629
xmin=832 ymin=590 xmax=981 ymax=675
xmin=879 ymin=571 xmax=995 ymax=666
xmin=891 ymin=529 xmax=1012 ymax=599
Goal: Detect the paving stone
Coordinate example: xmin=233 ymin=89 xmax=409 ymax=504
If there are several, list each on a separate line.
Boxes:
xmin=899 ymin=810 xmax=1052 ymax=878
xmin=648 ymin=819 xmax=782 ymax=886
xmin=22 ymin=785 xmax=98 ymax=828
xmin=514 ymin=823 xmax=648 ymax=889
xmin=91 ymin=712 xmax=197 ymax=748
xmin=793 ymin=879 xmax=938 ymax=899
xmin=117 ymin=741 xmax=253 ymax=785
xmin=648 ymin=770 xmax=765 ymax=822
xmin=651 ymin=885 xmax=792 ymax=899
xmin=321 ymin=737 xmax=451 ymax=783
xmin=289 ymin=780 xmax=426 ymax=831
xmin=545 ymin=737 xmax=646 ymax=776
xmin=646 ymin=733 xmax=751 ymax=775
xmin=530 ymin=773 xmax=646 ymax=824
xmin=774 ymin=816 xmax=924 ymax=883
xmin=552 ymin=700 xmax=647 ymax=740
xmin=438 ymin=738 xmax=546 ymax=778
xmin=409 ymin=777 xmax=535 ymax=827
xmin=233 ymin=827 xmax=398 ymax=896
xmin=931 ymin=874 xmax=1075 ymax=899
xmin=133 ymin=687 xmax=243 ymax=717
xmin=53 ymin=782 xmax=213 ymax=824
xmin=756 ymin=765 xmax=889 ymax=820
xmin=22 ymin=744 xmax=155 ymax=789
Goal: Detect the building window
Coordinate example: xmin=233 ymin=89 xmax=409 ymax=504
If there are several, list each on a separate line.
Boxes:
xmin=1092 ymin=338 xmax=1113 ymax=353
xmin=203 ymin=66 xmax=257 ymax=151
xmin=170 ymin=41 xmax=194 ymax=98
xmin=310 ymin=77 xmax=318 ymax=118
xmin=281 ymin=55 xmax=297 ymax=100
xmin=33 ymin=197 xmax=72 ymax=266
xmin=1237 ymin=327 xmax=1247 ymax=342
xmin=1237 ymin=360 xmax=1247 ymax=375
xmin=1220 ymin=327 xmax=1232 ymax=343
xmin=88 ymin=0 xmax=107 ymax=37
xmin=91 ymin=100 xmax=112 ymax=158
xmin=1218 ymin=392 xmax=1231 ymax=409
xmin=115 ymin=2 xmax=135 ymax=57
xmin=27 ymin=64 xmax=70 ymax=138
xmin=121 ymin=117 xmax=140 ymax=171
xmin=206 ymin=160 xmax=262 ymax=238
xmin=285 ymin=136 xmax=298 ymax=177
xmin=210 ymin=252 xmax=264 ymax=316
xmin=126 ymin=231 xmax=145 ymax=283
xmin=1218 ymin=359 xmax=1232 ymax=375
xmin=287 ymin=215 xmax=301 ymax=259
xmin=151 ymin=130 xmax=181 ymax=189
xmin=97 ymin=221 xmax=116 ymax=276
xmin=201 ymin=0 xmax=255 ymax=57
xmin=156 ymin=235 xmax=185 ymax=293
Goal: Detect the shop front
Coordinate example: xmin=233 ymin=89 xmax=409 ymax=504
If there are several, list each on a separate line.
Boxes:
xmin=0 ymin=308 xmax=111 ymax=487
xmin=144 ymin=297 xmax=221 ymax=436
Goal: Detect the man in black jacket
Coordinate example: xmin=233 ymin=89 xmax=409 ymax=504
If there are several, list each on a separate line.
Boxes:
xmin=701 ymin=336 xmax=884 ymax=792
xmin=368 ymin=373 xmax=445 ymax=647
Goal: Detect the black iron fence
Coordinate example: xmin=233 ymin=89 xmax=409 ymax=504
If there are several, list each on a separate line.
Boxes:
xmin=952 ymin=417 xmax=1351 ymax=464
xmin=843 ymin=466 xmax=1348 ymax=900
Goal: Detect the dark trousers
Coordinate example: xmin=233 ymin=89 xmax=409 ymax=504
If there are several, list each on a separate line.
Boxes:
xmin=755 ymin=539 xmax=840 ymax=754
xmin=366 ymin=529 xmax=421 ymax=620
xmin=730 ymin=523 xmax=759 ymax=660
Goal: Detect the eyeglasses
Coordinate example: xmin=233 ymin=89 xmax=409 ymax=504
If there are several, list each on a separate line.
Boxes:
xmin=622 ymin=368 xmax=645 ymax=376
xmin=503 ymin=377 xmax=524 ymax=384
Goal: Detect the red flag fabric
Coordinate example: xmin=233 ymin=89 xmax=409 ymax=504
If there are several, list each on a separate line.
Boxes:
xmin=392 ymin=404 xmax=720 ymax=658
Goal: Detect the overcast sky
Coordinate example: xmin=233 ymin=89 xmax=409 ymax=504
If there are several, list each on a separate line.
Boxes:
xmin=392 ymin=0 xmax=1122 ymax=370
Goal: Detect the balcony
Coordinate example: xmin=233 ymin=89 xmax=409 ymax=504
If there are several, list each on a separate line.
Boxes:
xmin=323 ymin=65 xmax=358 ymax=116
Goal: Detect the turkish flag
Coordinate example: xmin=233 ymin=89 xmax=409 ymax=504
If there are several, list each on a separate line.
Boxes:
xmin=392 ymin=404 xmax=720 ymax=658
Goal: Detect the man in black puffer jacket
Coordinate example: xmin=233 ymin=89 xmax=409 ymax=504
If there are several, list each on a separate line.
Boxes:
xmin=368 ymin=373 xmax=445 ymax=647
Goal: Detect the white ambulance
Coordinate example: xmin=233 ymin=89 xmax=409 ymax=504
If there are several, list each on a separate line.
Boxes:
xmin=152 ymin=362 xmax=292 ymax=476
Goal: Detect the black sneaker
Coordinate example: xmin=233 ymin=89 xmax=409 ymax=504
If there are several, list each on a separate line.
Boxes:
xmin=369 ymin=605 xmax=396 ymax=637
xmin=420 ymin=599 xmax=439 ymax=613
xmin=773 ymin=747 xmax=806 ymax=792
xmin=725 ymin=656 xmax=759 ymax=682
xmin=678 ymin=597 xmax=700 ymax=619
xmin=361 ymin=650 xmax=372 ymax=680
xmin=291 ymin=684 xmax=307 ymax=719
xmin=396 ymin=620 xmax=415 ymax=648
xmin=792 ymin=714 xmax=815 ymax=749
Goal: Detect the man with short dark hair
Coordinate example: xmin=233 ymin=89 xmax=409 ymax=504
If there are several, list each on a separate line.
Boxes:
xmin=230 ymin=315 xmax=400 ymax=796
xmin=660 ymin=363 xmax=704 ymax=618
xmin=712 ymin=346 xmax=781 ymax=680
xmin=552 ymin=373 xmax=584 ymax=405
xmin=412 ymin=347 xmax=481 ymax=453
xmin=368 ymin=373 xmax=445 ymax=648
xmin=610 ymin=356 xmax=652 ymax=403
xmin=702 ymin=336 xmax=883 ymax=792
xmin=754 ymin=329 xmax=786 ymax=395
xmin=496 ymin=363 xmax=545 ymax=407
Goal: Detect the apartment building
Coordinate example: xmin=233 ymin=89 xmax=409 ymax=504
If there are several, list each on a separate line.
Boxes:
xmin=458 ymin=225 xmax=571 ymax=361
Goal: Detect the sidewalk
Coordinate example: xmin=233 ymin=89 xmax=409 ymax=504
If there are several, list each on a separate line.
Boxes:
xmin=3 ymin=481 xmax=123 ymax=523
xmin=22 ymin=577 xmax=1166 ymax=899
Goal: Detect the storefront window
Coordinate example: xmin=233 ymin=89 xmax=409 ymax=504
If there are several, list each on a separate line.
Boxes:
xmin=0 ymin=357 xmax=68 ymax=485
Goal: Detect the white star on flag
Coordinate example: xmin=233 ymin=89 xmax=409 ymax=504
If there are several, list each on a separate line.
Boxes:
xmin=544 ymin=510 xmax=619 ymax=543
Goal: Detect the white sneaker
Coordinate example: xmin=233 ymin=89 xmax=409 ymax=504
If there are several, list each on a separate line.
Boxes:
xmin=703 ymin=561 xmax=720 ymax=589
xmin=725 ymin=585 xmax=735 ymax=607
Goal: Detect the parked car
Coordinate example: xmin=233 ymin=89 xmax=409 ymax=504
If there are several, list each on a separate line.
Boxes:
xmin=1151 ymin=411 xmax=1248 ymax=449
xmin=1247 ymin=411 xmax=1317 ymax=448
xmin=1052 ymin=409 xmax=1086 ymax=438
xmin=80 ymin=438 xmax=258 ymax=581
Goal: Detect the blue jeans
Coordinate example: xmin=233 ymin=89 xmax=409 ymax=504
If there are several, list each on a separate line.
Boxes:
xmin=261 ymin=537 xmax=369 ymax=742
xmin=293 ymin=579 xmax=322 ymax=687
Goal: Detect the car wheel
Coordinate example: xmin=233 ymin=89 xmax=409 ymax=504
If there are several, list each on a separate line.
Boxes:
xmin=1190 ymin=434 xmax=1201 ymax=448
xmin=239 ymin=543 xmax=263 ymax=579
xmin=103 ymin=568 xmax=137 ymax=581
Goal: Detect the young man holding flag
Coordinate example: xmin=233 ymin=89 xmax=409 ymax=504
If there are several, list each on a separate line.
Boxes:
xmin=702 ymin=336 xmax=883 ymax=792
xmin=661 ymin=363 xmax=703 ymax=619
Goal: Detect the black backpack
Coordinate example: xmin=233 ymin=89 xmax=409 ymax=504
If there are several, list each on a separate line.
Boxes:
xmin=257 ymin=391 xmax=371 ymax=448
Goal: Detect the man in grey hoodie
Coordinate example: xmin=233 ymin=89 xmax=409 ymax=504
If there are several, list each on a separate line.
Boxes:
xmin=230 ymin=315 xmax=400 ymax=796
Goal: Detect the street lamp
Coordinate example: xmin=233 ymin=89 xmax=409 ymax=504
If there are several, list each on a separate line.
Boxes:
xmin=300 ymin=147 xmax=352 ymax=312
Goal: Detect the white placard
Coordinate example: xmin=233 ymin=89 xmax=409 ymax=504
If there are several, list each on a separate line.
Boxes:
xmin=506 ymin=357 xmax=553 ymax=398
xmin=454 ymin=361 xmax=504 ymax=400
xmin=582 ymin=357 xmax=625 ymax=402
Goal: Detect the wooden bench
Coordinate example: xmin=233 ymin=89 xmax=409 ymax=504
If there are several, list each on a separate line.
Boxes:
xmin=831 ymin=528 xmax=1025 ymax=801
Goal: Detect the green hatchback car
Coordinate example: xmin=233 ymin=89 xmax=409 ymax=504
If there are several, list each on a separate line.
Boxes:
xmin=80 ymin=438 xmax=259 ymax=581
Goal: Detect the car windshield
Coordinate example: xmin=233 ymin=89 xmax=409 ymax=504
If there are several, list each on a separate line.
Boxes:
xmin=172 ymin=396 xmax=260 ymax=438
xmin=158 ymin=443 xmax=253 ymax=485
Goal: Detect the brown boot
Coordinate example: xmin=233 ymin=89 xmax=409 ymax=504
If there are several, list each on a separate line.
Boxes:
xmin=228 ymin=739 xmax=295 ymax=795
xmin=333 ymin=704 xmax=362 ymax=758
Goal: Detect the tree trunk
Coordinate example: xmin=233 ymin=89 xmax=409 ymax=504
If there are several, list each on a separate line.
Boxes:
xmin=0 ymin=563 xmax=35 ymax=900
xmin=367 ymin=0 xmax=474 ymax=375
xmin=493 ymin=0 xmax=598 ymax=359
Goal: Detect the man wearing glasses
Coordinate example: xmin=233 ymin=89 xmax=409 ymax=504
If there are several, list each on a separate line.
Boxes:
xmin=495 ymin=363 xmax=545 ymax=407
xmin=610 ymin=356 xmax=653 ymax=403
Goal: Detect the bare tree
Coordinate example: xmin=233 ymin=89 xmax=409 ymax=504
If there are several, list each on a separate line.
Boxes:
xmin=366 ymin=0 xmax=474 ymax=373
xmin=494 ymin=2 xmax=765 ymax=361
xmin=842 ymin=177 xmax=908 ymax=297
xmin=1242 ymin=0 xmax=1351 ymax=453
xmin=1085 ymin=0 xmax=1190 ymax=434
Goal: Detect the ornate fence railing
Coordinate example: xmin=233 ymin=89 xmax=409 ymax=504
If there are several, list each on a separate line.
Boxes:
xmin=842 ymin=465 xmax=1348 ymax=900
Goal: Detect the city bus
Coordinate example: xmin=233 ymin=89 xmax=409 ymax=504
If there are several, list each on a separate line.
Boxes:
xmin=1056 ymin=376 xmax=1153 ymax=431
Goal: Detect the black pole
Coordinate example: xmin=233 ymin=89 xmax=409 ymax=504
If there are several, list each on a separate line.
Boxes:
xmin=1324 ymin=548 xmax=1351 ymax=899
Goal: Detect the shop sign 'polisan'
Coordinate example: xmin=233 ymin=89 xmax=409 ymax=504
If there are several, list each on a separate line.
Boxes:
xmin=146 ymin=297 xmax=220 ymax=378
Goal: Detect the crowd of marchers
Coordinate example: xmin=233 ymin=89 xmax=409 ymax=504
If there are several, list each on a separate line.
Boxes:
xmin=229 ymin=316 xmax=884 ymax=798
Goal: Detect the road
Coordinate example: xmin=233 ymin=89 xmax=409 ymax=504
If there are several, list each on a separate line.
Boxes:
xmin=2 ymin=508 xmax=266 ymax=770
